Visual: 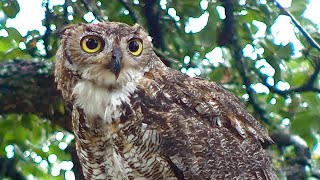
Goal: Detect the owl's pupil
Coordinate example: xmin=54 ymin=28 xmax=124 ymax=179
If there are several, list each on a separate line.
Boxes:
xmin=86 ymin=38 xmax=98 ymax=49
xmin=129 ymin=41 xmax=139 ymax=52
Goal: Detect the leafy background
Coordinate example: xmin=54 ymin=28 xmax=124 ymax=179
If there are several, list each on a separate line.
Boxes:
xmin=0 ymin=0 xmax=320 ymax=179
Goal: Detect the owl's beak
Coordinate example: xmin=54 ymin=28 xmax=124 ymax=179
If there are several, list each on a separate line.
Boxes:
xmin=108 ymin=46 xmax=122 ymax=80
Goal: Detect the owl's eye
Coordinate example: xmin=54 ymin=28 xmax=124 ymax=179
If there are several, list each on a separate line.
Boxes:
xmin=128 ymin=38 xmax=143 ymax=56
xmin=80 ymin=35 xmax=104 ymax=53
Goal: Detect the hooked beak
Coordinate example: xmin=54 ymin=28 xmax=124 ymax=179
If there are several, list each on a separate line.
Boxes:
xmin=107 ymin=46 xmax=122 ymax=80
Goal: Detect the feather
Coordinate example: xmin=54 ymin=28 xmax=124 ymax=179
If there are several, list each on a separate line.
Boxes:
xmin=55 ymin=22 xmax=277 ymax=180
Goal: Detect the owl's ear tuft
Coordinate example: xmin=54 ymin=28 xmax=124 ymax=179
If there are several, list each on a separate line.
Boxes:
xmin=59 ymin=23 xmax=84 ymax=37
xmin=132 ymin=23 xmax=144 ymax=33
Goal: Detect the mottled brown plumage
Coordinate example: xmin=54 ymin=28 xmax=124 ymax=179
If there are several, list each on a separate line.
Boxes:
xmin=54 ymin=22 xmax=277 ymax=179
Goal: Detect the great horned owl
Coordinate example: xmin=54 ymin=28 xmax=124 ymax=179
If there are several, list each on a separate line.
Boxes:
xmin=54 ymin=22 xmax=277 ymax=179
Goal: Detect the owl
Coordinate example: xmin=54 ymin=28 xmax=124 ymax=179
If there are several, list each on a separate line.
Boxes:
xmin=54 ymin=22 xmax=277 ymax=180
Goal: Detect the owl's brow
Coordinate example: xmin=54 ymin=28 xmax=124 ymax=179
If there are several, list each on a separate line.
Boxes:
xmin=127 ymin=34 xmax=143 ymax=41
xmin=84 ymin=26 xmax=103 ymax=35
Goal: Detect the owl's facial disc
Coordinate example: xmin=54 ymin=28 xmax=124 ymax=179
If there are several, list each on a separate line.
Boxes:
xmin=107 ymin=46 xmax=122 ymax=80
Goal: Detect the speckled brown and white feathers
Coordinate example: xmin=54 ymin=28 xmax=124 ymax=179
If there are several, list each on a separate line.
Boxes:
xmin=54 ymin=22 xmax=277 ymax=180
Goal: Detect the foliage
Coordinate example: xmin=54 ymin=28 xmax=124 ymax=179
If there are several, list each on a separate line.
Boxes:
xmin=0 ymin=0 xmax=319 ymax=179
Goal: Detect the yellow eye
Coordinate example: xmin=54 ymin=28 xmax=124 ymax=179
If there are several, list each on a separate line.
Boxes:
xmin=128 ymin=38 xmax=143 ymax=56
xmin=80 ymin=35 xmax=104 ymax=53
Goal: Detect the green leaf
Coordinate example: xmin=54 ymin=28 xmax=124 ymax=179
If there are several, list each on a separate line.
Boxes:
xmin=286 ymin=61 xmax=308 ymax=86
xmin=291 ymin=93 xmax=320 ymax=145
xmin=21 ymin=114 xmax=38 ymax=130
xmin=274 ymin=43 xmax=292 ymax=60
xmin=0 ymin=37 xmax=13 ymax=52
xmin=196 ymin=5 xmax=219 ymax=48
xmin=2 ymin=0 xmax=20 ymax=18
xmin=291 ymin=112 xmax=315 ymax=134
xmin=289 ymin=0 xmax=307 ymax=17
xmin=301 ymin=93 xmax=320 ymax=115
xmin=6 ymin=27 xmax=23 ymax=41
xmin=14 ymin=126 xmax=28 ymax=144
xmin=4 ymin=48 xmax=31 ymax=59
xmin=208 ymin=67 xmax=226 ymax=82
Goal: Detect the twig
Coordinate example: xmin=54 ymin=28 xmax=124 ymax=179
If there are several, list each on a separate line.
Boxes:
xmin=117 ymin=0 xmax=138 ymax=23
xmin=258 ymin=57 xmax=320 ymax=96
xmin=271 ymin=131 xmax=311 ymax=179
xmin=81 ymin=0 xmax=105 ymax=22
xmin=311 ymin=170 xmax=320 ymax=179
xmin=306 ymin=57 xmax=320 ymax=87
xmin=271 ymin=1 xmax=320 ymax=94
xmin=154 ymin=48 xmax=182 ymax=66
xmin=273 ymin=0 xmax=320 ymax=52
xmin=163 ymin=12 xmax=181 ymax=33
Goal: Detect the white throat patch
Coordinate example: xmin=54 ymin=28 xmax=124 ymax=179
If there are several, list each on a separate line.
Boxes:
xmin=72 ymin=80 xmax=138 ymax=124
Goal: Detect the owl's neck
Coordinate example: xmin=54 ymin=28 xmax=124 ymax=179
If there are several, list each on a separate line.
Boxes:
xmin=72 ymin=79 xmax=137 ymax=126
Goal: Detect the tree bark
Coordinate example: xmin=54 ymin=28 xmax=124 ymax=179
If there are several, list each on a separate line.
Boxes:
xmin=0 ymin=59 xmax=84 ymax=179
xmin=0 ymin=157 xmax=25 ymax=180
xmin=0 ymin=59 xmax=72 ymax=131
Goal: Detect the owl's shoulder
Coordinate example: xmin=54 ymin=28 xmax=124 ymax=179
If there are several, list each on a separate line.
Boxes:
xmin=138 ymin=66 xmax=272 ymax=142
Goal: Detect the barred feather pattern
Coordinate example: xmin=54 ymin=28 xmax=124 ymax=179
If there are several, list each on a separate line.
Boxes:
xmin=54 ymin=22 xmax=277 ymax=180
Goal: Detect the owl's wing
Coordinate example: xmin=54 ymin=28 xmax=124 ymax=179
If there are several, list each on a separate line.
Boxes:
xmin=135 ymin=66 xmax=277 ymax=179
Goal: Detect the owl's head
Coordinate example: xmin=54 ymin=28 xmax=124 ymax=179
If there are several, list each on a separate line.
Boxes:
xmin=58 ymin=22 xmax=154 ymax=87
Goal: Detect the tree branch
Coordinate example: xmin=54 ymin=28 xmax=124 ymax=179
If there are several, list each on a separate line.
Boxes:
xmin=0 ymin=59 xmax=72 ymax=132
xmin=117 ymin=0 xmax=138 ymax=23
xmin=0 ymin=157 xmax=25 ymax=180
xmin=68 ymin=142 xmax=85 ymax=180
xmin=258 ymin=57 xmax=320 ymax=97
xmin=271 ymin=131 xmax=311 ymax=179
xmin=153 ymin=48 xmax=181 ymax=65
xmin=0 ymin=59 xmax=85 ymax=179
xmin=63 ymin=0 xmax=71 ymax=25
xmin=43 ymin=0 xmax=53 ymax=58
xmin=81 ymin=0 xmax=105 ymax=22
xmin=140 ymin=0 xmax=170 ymax=67
xmin=141 ymin=0 xmax=164 ymax=50
xmin=220 ymin=0 xmax=270 ymax=124
xmin=273 ymin=0 xmax=320 ymax=52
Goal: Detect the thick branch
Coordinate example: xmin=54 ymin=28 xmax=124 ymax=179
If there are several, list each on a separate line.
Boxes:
xmin=0 ymin=157 xmax=25 ymax=180
xmin=0 ymin=59 xmax=72 ymax=132
xmin=68 ymin=142 xmax=85 ymax=180
xmin=0 ymin=59 xmax=84 ymax=179
xmin=271 ymin=131 xmax=310 ymax=163
xmin=141 ymin=0 xmax=164 ymax=50
xmin=220 ymin=0 xmax=270 ymax=124
xmin=81 ymin=0 xmax=105 ymax=22
xmin=117 ymin=0 xmax=138 ymax=23
xmin=141 ymin=0 xmax=170 ymax=67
